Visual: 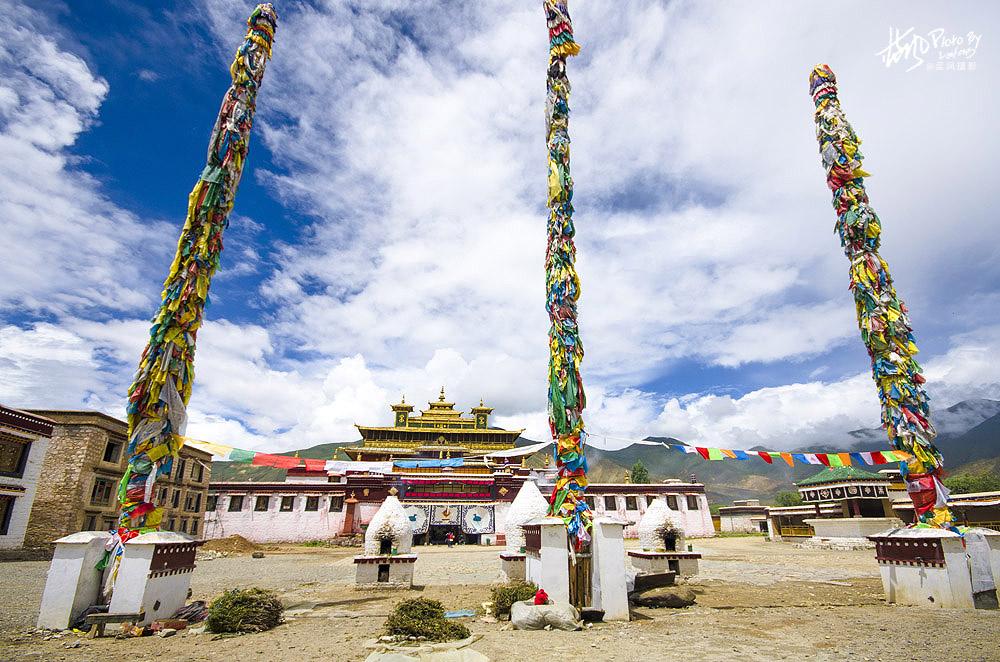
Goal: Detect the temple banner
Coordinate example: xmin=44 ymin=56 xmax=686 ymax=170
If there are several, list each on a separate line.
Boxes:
xmin=404 ymin=504 xmax=430 ymax=534
xmin=461 ymin=505 xmax=495 ymax=535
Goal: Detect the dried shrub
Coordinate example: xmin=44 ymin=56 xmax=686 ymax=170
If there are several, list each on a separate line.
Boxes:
xmin=206 ymin=588 xmax=284 ymax=633
xmin=384 ymin=598 xmax=470 ymax=642
xmin=489 ymin=580 xmax=538 ymax=618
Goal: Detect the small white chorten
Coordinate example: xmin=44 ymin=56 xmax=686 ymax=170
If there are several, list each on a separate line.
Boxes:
xmin=363 ymin=495 xmax=413 ymax=555
xmin=355 ymin=496 xmax=417 ymax=588
xmin=504 ymin=480 xmax=550 ymax=552
xmin=637 ymin=499 xmax=686 ymax=551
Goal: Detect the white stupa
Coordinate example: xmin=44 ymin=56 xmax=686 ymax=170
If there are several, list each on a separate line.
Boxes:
xmin=504 ymin=480 xmax=550 ymax=552
xmin=363 ymin=495 xmax=413 ymax=555
xmin=637 ymin=498 xmax=686 ymax=552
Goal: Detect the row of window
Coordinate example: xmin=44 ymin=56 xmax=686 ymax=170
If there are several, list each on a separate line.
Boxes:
xmin=81 ymin=512 xmax=201 ymax=536
xmin=99 ymin=440 xmax=206 ymax=484
xmin=214 ymin=494 xmax=346 ymax=513
xmin=584 ymin=494 xmax=700 ymax=511
xmin=90 ymin=477 xmax=205 ymax=513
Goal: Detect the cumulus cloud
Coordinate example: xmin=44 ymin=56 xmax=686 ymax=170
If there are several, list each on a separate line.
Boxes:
xmin=0 ymin=2 xmax=170 ymax=317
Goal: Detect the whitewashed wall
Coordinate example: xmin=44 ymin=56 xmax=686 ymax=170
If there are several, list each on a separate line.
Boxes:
xmin=204 ymin=492 xmax=348 ymax=543
xmin=591 ymin=493 xmax=714 ymax=538
xmin=0 ymin=434 xmax=49 ymax=549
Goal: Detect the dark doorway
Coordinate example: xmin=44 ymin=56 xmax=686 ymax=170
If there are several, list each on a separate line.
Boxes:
xmin=379 ymin=537 xmax=392 ymax=554
xmin=663 ymin=531 xmax=677 ymax=551
xmin=377 ymin=564 xmax=389 ymax=583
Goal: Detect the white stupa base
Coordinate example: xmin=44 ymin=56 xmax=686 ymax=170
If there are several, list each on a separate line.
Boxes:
xmin=354 ymin=554 xmax=417 ymax=588
xmin=628 ymin=550 xmax=701 ymax=577
xmin=37 ymin=532 xmax=111 ymax=630
xmin=107 ymin=532 xmax=202 ymax=625
xmin=870 ymin=527 xmax=1000 ymax=610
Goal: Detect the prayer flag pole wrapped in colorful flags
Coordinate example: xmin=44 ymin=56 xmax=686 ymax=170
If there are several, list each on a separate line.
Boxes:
xmin=809 ymin=65 xmax=954 ymax=530
xmin=104 ymin=4 xmax=277 ymax=586
xmin=543 ymin=0 xmax=592 ymax=548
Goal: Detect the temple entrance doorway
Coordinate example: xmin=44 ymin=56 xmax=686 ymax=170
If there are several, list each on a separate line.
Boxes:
xmin=427 ymin=525 xmax=479 ymax=545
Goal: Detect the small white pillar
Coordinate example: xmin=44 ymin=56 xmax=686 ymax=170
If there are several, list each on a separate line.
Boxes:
xmin=108 ymin=532 xmax=201 ymax=625
xmin=37 ymin=531 xmax=111 ymax=630
xmin=524 ymin=517 xmax=570 ymax=605
xmin=591 ymin=517 xmax=629 ymax=621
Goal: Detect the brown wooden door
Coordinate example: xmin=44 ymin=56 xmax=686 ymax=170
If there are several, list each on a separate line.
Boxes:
xmin=568 ymin=545 xmax=592 ymax=609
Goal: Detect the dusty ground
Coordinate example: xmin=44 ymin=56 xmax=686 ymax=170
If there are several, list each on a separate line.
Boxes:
xmin=2 ymin=536 xmax=998 ymax=662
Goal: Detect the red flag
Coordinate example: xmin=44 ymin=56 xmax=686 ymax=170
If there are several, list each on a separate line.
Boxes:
xmin=870 ymin=451 xmax=887 ymax=465
xmin=696 ymin=447 xmax=711 ymax=460
xmin=252 ymin=453 xmax=302 ymax=469
xmin=817 ymin=454 xmax=831 ymax=467
xmin=758 ymin=451 xmax=773 ymax=464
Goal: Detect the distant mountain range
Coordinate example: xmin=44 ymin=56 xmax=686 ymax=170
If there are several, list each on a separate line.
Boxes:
xmin=210 ymin=399 xmax=1000 ymax=505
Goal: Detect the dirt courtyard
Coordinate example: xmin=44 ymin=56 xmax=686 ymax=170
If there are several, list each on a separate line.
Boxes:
xmin=1 ymin=536 xmax=998 ymax=662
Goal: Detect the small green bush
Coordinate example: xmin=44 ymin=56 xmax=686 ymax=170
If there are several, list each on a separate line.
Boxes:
xmin=206 ymin=588 xmax=284 ymax=633
xmin=384 ymin=598 xmax=470 ymax=642
xmin=489 ymin=580 xmax=538 ymax=617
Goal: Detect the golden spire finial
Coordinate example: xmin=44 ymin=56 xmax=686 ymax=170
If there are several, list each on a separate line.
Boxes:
xmin=439 ymin=386 xmax=446 ymax=401
xmin=401 ymin=394 xmax=406 ymax=404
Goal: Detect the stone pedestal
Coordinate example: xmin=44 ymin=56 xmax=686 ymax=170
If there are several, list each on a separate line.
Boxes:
xmin=499 ymin=551 xmax=526 ymax=582
xmin=353 ymin=554 xmax=417 ymax=588
xmin=524 ymin=517 xmax=570 ymax=605
xmin=108 ymin=532 xmax=202 ymax=625
xmin=870 ymin=527 xmax=1000 ymax=610
xmin=591 ymin=517 xmax=630 ymax=621
xmin=628 ymin=550 xmax=701 ymax=578
xmin=37 ymin=531 xmax=111 ymax=630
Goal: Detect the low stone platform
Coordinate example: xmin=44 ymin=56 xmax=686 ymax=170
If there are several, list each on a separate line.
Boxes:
xmin=353 ymin=554 xmax=417 ymax=588
xmin=628 ymin=550 xmax=701 ymax=577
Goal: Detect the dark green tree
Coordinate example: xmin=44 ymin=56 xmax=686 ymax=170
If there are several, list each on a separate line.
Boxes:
xmin=774 ymin=491 xmax=803 ymax=507
xmin=943 ymin=473 xmax=1000 ymax=495
xmin=630 ymin=460 xmax=650 ymax=484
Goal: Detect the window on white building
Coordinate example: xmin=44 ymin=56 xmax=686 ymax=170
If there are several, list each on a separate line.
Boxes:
xmin=280 ymin=496 xmax=295 ymax=512
xmin=686 ymin=495 xmax=700 ymax=510
xmin=666 ymin=495 xmax=678 ymax=510
xmin=625 ymin=496 xmax=638 ymax=511
xmin=330 ymin=496 xmax=344 ymax=511
xmin=603 ymin=496 xmax=617 ymax=510
xmin=304 ymin=496 xmax=319 ymax=511
xmin=254 ymin=496 xmax=269 ymax=511
xmin=228 ymin=496 xmax=245 ymax=512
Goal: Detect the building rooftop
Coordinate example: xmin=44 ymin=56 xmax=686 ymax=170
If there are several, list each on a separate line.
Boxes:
xmin=796 ymin=465 xmax=886 ymax=487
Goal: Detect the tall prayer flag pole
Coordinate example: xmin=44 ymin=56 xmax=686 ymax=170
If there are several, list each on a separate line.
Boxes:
xmin=809 ymin=65 xmax=954 ymax=529
xmin=109 ymin=5 xmax=278 ymax=578
xmin=543 ymin=1 xmax=592 ymax=547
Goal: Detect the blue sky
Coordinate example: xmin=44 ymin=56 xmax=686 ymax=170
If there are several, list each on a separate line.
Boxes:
xmin=1 ymin=1 xmax=998 ymax=452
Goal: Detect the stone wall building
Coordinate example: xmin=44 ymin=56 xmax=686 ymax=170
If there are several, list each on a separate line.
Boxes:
xmin=718 ymin=499 xmax=769 ymax=533
xmin=22 ymin=410 xmax=212 ymax=547
xmin=0 ymin=406 xmax=54 ymax=549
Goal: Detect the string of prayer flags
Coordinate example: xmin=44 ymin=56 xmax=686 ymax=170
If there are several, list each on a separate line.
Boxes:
xmin=808 ymin=65 xmax=954 ymax=530
xmin=671 ymin=444 xmax=909 ymax=466
xmin=106 ymin=4 xmax=277 ymax=593
xmin=542 ymin=0 xmax=592 ymax=549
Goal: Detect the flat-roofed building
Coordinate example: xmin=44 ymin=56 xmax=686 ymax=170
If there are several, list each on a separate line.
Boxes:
xmin=0 ymin=406 xmax=54 ymax=549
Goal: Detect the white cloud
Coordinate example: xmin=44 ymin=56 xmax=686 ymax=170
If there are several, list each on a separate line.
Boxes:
xmin=0 ymin=2 xmax=170 ymax=318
